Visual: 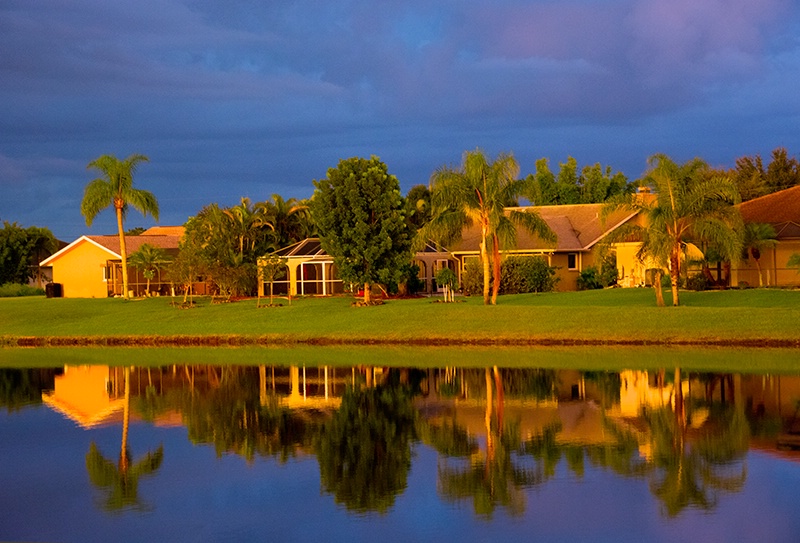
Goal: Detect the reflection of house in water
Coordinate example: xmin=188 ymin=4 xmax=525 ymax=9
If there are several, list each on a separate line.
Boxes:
xmin=42 ymin=366 xmax=126 ymax=428
xmin=418 ymin=369 xmax=618 ymax=447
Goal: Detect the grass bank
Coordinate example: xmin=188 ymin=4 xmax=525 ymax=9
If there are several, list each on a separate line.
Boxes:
xmin=1 ymin=288 xmax=799 ymax=347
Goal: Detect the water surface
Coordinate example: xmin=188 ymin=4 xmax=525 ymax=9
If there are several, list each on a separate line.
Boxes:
xmin=1 ymin=350 xmax=799 ymax=542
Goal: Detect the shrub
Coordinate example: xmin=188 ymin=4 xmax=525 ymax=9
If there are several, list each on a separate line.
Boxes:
xmin=577 ymin=267 xmax=604 ymax=290
xmin=500 ymin=256 xmax=559 ymax=294
xmin=686 ymin=272 xmax=710 ymax=291
xmin=461 ymin=263 xmax=485 ymax=296
xmin=463 ymin=256 xmax=559 ymax=295
xmin=0 ymin=283 xmax=46 ymax=297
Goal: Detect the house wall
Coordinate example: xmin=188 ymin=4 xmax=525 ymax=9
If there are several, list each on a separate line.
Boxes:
xmin=731 ymin=240 xmax=800 ymax=287
xmin=50 ymin=242 xmax=112 ymax=298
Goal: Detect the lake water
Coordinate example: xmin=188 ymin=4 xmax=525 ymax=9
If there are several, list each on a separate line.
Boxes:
xmin=1 ymin=348 xmax=800 ymax=543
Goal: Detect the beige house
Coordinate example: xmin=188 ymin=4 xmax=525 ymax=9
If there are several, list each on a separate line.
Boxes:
xmin=447 ymin=203 xmax=641 ymax=291
xmin=260 ymin=203 xmax=641 ymax=296
xmin=731 ymin=185 xmax=800 ymax=287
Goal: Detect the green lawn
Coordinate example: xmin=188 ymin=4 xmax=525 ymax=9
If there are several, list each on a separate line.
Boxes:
xmin=1 ymin=288 xmax=799 ymax=346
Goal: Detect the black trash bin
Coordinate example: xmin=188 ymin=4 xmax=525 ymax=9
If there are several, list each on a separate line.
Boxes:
xmin=46 ymin=283 xmax=62 ymax=298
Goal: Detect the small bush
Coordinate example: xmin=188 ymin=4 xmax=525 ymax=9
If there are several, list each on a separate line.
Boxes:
xmin=686 ymin=273 xmax=710 ymax=291
xmin=461 ymin=263 xmax=484 ymax=296
xmin=463 ymin=256 xmax=559 ymax=295
xmin=500 ymin=256 xmax=559 ymax=294
xmin=0 ymin=283 xmax=46 ymax=297
xmin=577 ymin=267 xmax=603 ymax=290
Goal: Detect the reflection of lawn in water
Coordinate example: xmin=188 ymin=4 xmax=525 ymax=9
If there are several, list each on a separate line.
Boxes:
xmin=0 ymin=345 xmax=798 ymax=373
xmin=1 ymin=288 xmax=799 ymax=346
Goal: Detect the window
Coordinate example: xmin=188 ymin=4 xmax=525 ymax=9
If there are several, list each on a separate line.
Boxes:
xmin=567 ymin=253 xmax=578 ymax=270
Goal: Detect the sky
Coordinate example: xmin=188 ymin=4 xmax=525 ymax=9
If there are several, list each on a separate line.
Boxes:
xmin=2 ymin=0 xmax=800 ymax=241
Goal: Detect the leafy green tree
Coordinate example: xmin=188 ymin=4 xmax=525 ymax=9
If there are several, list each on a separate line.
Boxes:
xmin=525 ymin=158 xmax=633 ymax=205
xmin=579 ymin=163 xmax=634 ymax=203
xmin=258 ymin=254 xmax=288 ymax=306
xmin=765 ymin=147 xmax=800 ymax=194
xmin=312 ymin=156 xmax=412 ymax=304
xmin=0 ymin=222 xmax=57 ymax=285
xmin=435 ymin=267 xmax=457 ymax=302
xmin=742 ymin=223 xmax=778 ymax=287
xmin=556 ymin=156 xmax=581 ymax=204
xmin=604 ymin=154 xmax=741 ymax=306
xmin=729 ymin=147 xmax=800 ymax=201
xmin=424 ymin=149 xmax=556 ymax=305
xmin=128 ymin=243 xmax=170 ymax=296
xmin=81 ymin=154 xmax=159 ymax=300
xmin=166 ymin=236 xmax=207 ymax=305
xmin=525 ymin=158 xmax=558 ymax=205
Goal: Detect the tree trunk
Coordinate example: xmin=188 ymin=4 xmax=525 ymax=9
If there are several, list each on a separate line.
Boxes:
xmin=363 ymin=282 xmax=371 ymax=304
xmin=480 ymin=228 xmax=490 ymax=305
xmin=115 ymin=205 xmax=129 ymax=300
xmin=752 ymin=249 xmax=764 ymax=287
xmin=491 ymin=233 xmax=501 ymax=305
xmin=670 ymin=245 xmax=681 ymax=306
xmin=654 ymin=269 xmax=665 ymax=307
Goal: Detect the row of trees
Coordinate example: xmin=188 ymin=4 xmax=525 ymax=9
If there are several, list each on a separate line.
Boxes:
xmin=79 ymin=146 xmax=799 ymax=306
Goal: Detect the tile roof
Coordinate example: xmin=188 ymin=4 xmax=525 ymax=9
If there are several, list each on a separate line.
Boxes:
xmin=449 ymin=203 xmax=638 ymax=254
xmin=86 ymin=235 xmax=181 ymax=255
xmin=738 ymin=185 xmax=800 ymax=239
xmin=141 ymin=225 xmax=185 ymax=236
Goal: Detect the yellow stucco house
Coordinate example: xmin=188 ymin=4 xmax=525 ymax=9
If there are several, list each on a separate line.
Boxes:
xmin=39 ymin=226 xmax=182 ymax=298
xmin=731 ymin=185 xmax=800 ymax=287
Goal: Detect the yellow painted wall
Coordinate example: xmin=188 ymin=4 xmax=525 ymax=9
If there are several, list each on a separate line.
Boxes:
xmin=51 ymin=241 xmax=113 ymax=298
xmin=732 ymin=241 xmax=800 ymax=287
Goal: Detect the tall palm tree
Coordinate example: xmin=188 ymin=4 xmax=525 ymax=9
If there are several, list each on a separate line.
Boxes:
xmin=605 ymin=154 xmax=741 ymax=306
xmin=423 ymin=149 xmax=556 ymax=305
xmin=81 ymin=154 xmax=159 ymax=300
xmin=742 ymin=222 xmax=777 ymax=287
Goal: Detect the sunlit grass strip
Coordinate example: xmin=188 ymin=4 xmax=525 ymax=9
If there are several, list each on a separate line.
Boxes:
xmin=1 ymin=288 xmax=799 ymax=346
xmin=1 ymin=345 xmax=798 ymax=374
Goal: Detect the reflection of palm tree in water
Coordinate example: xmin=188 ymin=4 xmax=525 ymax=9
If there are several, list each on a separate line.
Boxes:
xmin=86 ymin=367 xmax=163 ymax=511
xmin=438 ymin=367 xmax=537 ymax=517
xmin=647 ymin=368 xmax=748 ymax=517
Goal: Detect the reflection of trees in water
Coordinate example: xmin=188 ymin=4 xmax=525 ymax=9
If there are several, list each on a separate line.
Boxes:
xmin=86 ymin=367 xmax=163 ymax=512
xmin=644 ymin=369 xmax=749 ymax=517
xmin=70 ymin=364 xmax=760 ymax=517
xmin=437 ymin=368 xmax=541 ymax=517
xmin=179 ymin=366 xmax=314 ymax=463
xmin=313 ymin=384 xmax=417 ymax=514
xmin=0 ymin=368 xmax=59 ymax=411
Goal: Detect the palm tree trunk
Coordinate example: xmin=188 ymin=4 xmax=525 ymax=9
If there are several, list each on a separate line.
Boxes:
xmin=115 ymin=205 xmax=129 ymax=300
xmin=670 ymin=246 xmax=681 ymax=306
xmin=654 ymin=269 xmax=665 ymax=307
xmin=480 ymin=230 xmax=490 ymax=305
xmin=752 ymin=250 xmax=764 ymax=287
xmin=491 ymin=233 xmax=501 ymax=305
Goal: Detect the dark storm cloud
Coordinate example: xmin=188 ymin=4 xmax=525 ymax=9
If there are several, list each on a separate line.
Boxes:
xmin=1 ymin=0 xmax=799 ymax=239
